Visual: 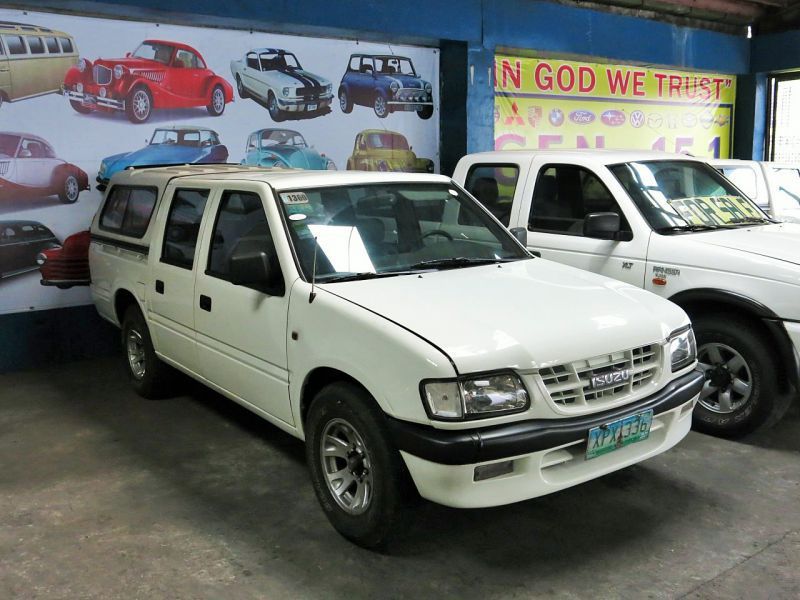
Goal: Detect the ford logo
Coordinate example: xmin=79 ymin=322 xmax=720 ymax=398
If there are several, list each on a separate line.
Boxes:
xmin=601 ymin=109 xmax=625 ymax=127
xmin=569 ymin=110 xmax=595 ymax=125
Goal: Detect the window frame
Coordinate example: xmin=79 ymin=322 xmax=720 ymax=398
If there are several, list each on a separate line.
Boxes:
xmin=159 ymin=187 xmax=211 ymax=270
xmin=98 ymin=185 xmax=159 ymax=239
xmin=462 ymin=162 xmax=521 ymax=226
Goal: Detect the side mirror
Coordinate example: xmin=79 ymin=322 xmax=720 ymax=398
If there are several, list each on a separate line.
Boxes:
xmin=125 ymin=52 xmax=132 ymax=58
xmin=583 ymin=212 xmax=630 ymax=241
xmin=509 ymin=227 xmax=527 ymax=246
xmin=229 ymin=247 xmax=284 ymax=295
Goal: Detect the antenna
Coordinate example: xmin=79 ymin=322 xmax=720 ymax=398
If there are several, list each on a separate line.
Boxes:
xmin=309 ymin=236 xmax=318 ymax=303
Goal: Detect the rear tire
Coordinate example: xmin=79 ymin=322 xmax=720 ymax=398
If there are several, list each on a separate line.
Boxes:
xmin=58 ymin=174 xmax=80 ymax=203
xmin=692 ymin=313 xmax=790 ymax=437
xmin=206 ymin=84 xmax=225 ymax=116
xmin=305 ymin=382 xmax=412 ymax=549
xmin=121 ymin=304 xmax=174 ymax=399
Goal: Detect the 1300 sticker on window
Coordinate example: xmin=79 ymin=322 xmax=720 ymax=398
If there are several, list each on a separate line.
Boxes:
xmin=281 ymin=192 xmax=310 ymax=205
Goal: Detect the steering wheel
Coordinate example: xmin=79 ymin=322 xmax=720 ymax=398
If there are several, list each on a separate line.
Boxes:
xmin=422 ymin=229 xmax=453 ymax=241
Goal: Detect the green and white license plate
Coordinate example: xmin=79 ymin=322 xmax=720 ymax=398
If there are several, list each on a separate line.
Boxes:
xmin=586 ymin=409 xmax=653 ymax=460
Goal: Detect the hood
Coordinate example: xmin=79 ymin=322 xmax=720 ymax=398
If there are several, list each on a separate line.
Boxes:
xmin=688 ymin=223 xmax=800 ymax=266
xmin=272 ymin=68 xmax=331 ymax=89
xmin=107 ymin=144 xmax=209 ymax=170
xmin=319 ymin=259 xmax=686 ymax=373
xmin=385 ymin=73 xmax=426 ymax=89
xmin=265 ymin=146 xmax=325 ymax=169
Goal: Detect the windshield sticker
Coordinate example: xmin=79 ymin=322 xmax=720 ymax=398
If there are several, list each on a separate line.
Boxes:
xmin=666 ymin=195 xmax=762 ymax=226
xmin=288 ymin=213 xmax=307 ymax=221
xmin=281 ymin=192 xmax=310 ymax=205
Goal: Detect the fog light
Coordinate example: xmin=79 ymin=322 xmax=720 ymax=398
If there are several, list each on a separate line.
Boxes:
xmin=474 ymin=460 xmax=514 ymax=481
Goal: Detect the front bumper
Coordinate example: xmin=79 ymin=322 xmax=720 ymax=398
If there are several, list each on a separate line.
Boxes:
xmin=778 ymin=319 xmax=800 ymax=390
xmin=64 ymin=88 xmax=124 ymax=111
xmin=277 ymin=94 xmax=332 ymax=112
xmin=389 ymin=369 xmax=704 ymax=508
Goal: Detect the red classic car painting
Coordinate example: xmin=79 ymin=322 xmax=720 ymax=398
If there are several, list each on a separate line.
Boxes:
xmin=63 ymin=40 xmax=234 ymax=123
xmin=37 ymin=230 xmax=90 ymax=288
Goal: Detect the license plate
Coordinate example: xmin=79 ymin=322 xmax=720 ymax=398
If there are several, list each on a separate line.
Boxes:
xmin=586 ymin=409 xmax=652 ymax=460
xmin=82 ymin=95 xmax=96 ymax=106
xmin=307 ymin=103 xmax=317 ymax=111
xmin=403 ymin=104 xmax=422 ymax=111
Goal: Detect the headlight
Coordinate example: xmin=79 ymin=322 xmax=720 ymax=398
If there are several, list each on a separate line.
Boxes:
xmin=99 ymin=162 xmax=106 ymax=175
xmin=390 ymin=81 xmax=400 ymax=94
xmin=113 ymin=64 xmax=124 ymax=80
xmin=425 ymin=82 xmax=432 ymax=94
xmin=36 ymin=253 xmax=47 ymax=266
xmin=421 ymin=372 xmax=530 ymax=420
xmin=77 ymin=58 xmax=87 ymax=72
xmin=669 ymin=326 xmax=696 ymax=372
xmin=325 ymin=83 xmax=332 ymax=94
xmin=325 ymin=158 xmax=337 ymax=170
xmin=282 ymin=87 xmax=291 ymax=97
xmin=76 ymin=82 xmax=84 ymax=93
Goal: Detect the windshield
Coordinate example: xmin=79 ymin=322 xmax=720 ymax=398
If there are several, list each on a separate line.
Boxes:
xmin=0 ymin=134 xmax=20 ymax=157
xmin=771 ymin=168 xmax=800 ymax=211
xmin=260 ymin=52 xmax=301 ymax=71
xmin=375 ymin=56 xmax=416 ymax=76
xmin=260 ymin=130 xmax=306 ymax=148
xmin=133 ymin=42 xmax=174 ymax=65
xmin=278 ymin=183 xmax=529 ymax=282
xmin=610 ymin=160 xmax=770 ymax=231
xmin=366 ymin=133 xmax=408 ymax=150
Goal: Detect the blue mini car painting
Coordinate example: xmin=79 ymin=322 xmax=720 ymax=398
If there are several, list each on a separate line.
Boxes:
xmin=97 ymin=126 xmax=229 ymax=188
xmin=241 ymin=129 xmax=336 ymax=170
xmin=338 ymin=54 xmax=433 ymax=120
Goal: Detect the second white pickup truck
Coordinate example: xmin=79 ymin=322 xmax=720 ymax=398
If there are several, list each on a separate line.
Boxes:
xmin=454 ymin=150 xmax=800 ymax=436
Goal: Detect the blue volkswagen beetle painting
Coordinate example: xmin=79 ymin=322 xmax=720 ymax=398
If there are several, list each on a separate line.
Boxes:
xmin=242 ymin=129 xmax=336 ymax=170
xmin=338 ymin=54 xmax=433 ymax=120
xmin=97 ymin=126 xmax=229 ymax=188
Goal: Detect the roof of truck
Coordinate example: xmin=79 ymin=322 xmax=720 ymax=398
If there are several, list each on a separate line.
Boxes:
xmin=464 ymin=149 xmax=703 ymax=165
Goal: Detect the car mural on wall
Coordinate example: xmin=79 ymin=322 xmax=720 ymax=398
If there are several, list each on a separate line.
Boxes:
xmin=63 ymin=39 xmax=234 ymax=123
xmin=230 ymin=48 xmax=333 ymax=121
xmin=339 ymin=54 xmax=433 ymax=119
xmin=242 ymin=128 xmax=335 ymax=170
xmin=346 ymin=129 xmax=433 ymax=173
xmin=37 ymin=229 xmax=90 ymax=288
xmin=97 ymin=126 xmax=229 ymax=189
xmin=0 ymin=132 xmax=89 ymax=204
xmin=0 ymin=220 xmax=60 ymax=280
xmin=0 ymin=21 xmax=79 ymax=108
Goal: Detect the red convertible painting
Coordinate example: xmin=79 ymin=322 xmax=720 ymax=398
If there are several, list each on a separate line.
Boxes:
xmin=63 ymin=40 xmax=234 ymax=123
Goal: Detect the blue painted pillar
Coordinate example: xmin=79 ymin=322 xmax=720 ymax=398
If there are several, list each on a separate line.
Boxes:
xmin=466 ymin=42 xmax=494 ymax=154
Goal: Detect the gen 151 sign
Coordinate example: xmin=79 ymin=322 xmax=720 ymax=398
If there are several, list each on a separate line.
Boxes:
xmin=494 ymin=55 xmax=736 ymax=158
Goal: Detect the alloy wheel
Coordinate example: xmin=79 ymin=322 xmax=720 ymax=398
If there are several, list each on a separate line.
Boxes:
xmin=132 ymin=89 xmax=150 ymax=121
xmin=65 ymin=176 xmax=79 ymax=202
xmin=697 ymin=342 xmax=753 ymax=413
xmin=212 ymin=88 xmax=225 ymax=113
xmin=319 ymin=418 xmax=373 ymax=515
xmin=126 ymin=329 xmax=147 ymax=380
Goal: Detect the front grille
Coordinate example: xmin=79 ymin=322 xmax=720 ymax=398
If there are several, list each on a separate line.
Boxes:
xmin=0 ymin=161 xmax=9 ymax=176
xmin=296 ymin=85 xmax=324 ymax=96
xmin=396 ymin=88 xmax=428 ymax=102
xmin=93 ymin=64 xmax=112 ymax=85
xmin=539 ymin=343 xmax=661 ymax=411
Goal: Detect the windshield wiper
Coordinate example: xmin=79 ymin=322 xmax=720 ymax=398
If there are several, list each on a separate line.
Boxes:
xmin=320 ymin=271 xmax=419 ymax=283
xmin=730 ymin=217 xmax=774 ymax=226
xmin=655 ymin=224 xmax=721 ymax=234
xmin=403 ymin=256 xmax=518 ymax=271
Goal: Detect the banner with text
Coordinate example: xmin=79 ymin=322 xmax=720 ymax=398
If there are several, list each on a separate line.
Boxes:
xmin=494 ymin=55 xmax=736 ymax=158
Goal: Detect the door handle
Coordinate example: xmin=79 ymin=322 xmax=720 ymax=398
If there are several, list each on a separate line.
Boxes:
xmin=199 ymin=294 xmax=212 ymax=312
xmin=529 ymin=249 xmax=542 ymax=258
xmin=155 ymin=280 xmax=164 ymax=294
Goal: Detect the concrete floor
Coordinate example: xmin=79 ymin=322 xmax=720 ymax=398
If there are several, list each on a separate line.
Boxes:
xmin=1 ymin=358 xmax=799 ymax=600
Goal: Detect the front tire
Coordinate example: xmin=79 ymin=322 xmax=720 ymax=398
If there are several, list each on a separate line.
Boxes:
xmin=207 ymin=84 xmax=226 ymax=116
xmin=373 ymin=94 xmax=388 ymax=118
xmin=306 ymin=382 xmax=411 ymax=549
xmin=418 ymin=105 xmax=433 ymax=120
xmin=58 ymin=174 xmax=80 ymax=203
xmin=267 ymin=92 xmax=284 ymax=122
xmin=121 ymin=304 xmax=174 ymax=399
xmin=126 ymin=85 xmax=152 ymax=124
xmin=692 ymin=313 xmax=790 ymax=437
xmin=69 ymin=99 xmax=91 ymax=114
xmin=235 ymin=75 xmax=249 ymax=99
xmin=338 ymin=86 xmax=353 ymax=113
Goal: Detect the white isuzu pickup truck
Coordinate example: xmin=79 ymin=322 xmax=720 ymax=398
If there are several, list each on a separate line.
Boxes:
xmin=89 ymin=164 xmax=701 ymax=547
xmin=453 ymin=150 xmax=800 ymax=437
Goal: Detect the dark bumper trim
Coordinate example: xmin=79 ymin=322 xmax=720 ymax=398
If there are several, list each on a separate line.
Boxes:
xmin=387 ymin=369 xmax=704 ymax=466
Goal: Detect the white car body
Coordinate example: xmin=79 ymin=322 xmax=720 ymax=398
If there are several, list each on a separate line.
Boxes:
xmin=230 ymin=48 xmax=333 ymax=115
xmin=454 ymin=150 xmax=800 ymax=435
xmin=708 ymin=159 xmax=800 ymax=224
xmin=89 ymin=165 xmax=700 ymax=523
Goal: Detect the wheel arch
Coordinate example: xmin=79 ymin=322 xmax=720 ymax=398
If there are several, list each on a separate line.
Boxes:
xmin=299 ymin=367 xmax=376 ymax=435
xmin=113 ymin=287 xmax=143 ymax=327
xmin=669 ymin=288 xmax=797 ymax=393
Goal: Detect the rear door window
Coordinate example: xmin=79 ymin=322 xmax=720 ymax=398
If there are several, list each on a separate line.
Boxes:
xmin=161 ymin=189 xmax=210 ymax=269
xmin=462 ymin=164 xmax=520 ymax=226
xmin=99 ymin=186 xmax=158 ymax=237
xmin=4 ymin=36 xmax=26 ymax=55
